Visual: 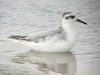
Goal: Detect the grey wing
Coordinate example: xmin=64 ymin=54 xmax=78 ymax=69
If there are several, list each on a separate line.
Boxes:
xmin=58 ymin=26 xmax=68 ymax=40
xmin=58 ymin=26 xmax=64 ymax=34
xmin=7 ymin=26 xmax=65 ymax=42
xmin=7 ymin=35 xmax=31 ymax=41
xmin=7 ymin=35 xmax=46 ymax=43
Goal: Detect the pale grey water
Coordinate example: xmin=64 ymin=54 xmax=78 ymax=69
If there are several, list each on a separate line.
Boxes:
xmin=0 ymin=0 xmax=100 ymax=75
xmin=12 ymin=51 xmax=76 ymax=75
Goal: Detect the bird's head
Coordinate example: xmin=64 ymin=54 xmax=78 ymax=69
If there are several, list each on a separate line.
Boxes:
xmin=62 ymin=12 xmax=88 ymax=25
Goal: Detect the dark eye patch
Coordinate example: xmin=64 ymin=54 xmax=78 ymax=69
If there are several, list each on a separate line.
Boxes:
xmin=65 ymin=16 xmax=70 ymax=19
xmin=70 ymin=15 xmax=75 ymax=18
xmin=65 ymin=15 xmax=75 ymax=19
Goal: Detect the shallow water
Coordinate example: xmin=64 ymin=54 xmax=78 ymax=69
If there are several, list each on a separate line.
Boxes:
xmin=0 ymin=0 xmax=100 ymax=75
xmin=12 ymin=51 xmax=76 ymax=75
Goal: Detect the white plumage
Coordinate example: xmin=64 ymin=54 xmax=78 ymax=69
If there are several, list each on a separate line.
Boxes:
xmin=7 ymin=12 xmax=87 ymax=52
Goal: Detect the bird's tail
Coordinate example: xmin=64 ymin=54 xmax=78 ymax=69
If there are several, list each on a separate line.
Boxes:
xmin=5 ymin=36 xmax=31 ymax=46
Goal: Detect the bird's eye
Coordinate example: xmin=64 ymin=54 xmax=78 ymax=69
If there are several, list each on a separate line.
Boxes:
xmin=65 ymin=17 xmax=69 ymax=19
xmin=65 ymin=15 xmax=75 ymax=19
xmin=70 ymin=15 xmax=75 ymax=19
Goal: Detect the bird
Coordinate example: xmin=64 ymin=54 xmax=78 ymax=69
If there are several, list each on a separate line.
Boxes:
xmin=7 ymin=12 xmax=88 ymax=52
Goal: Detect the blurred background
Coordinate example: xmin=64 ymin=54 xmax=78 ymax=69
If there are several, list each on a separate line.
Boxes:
xmin=0 ymin=0 xmax=100 ymax=75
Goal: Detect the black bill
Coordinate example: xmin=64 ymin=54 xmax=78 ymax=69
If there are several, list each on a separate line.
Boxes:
xmin=76 ymin=19 xmax=88 ymax=25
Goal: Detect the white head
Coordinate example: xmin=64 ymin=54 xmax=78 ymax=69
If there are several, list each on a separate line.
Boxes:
xmin=62 ymin=12 xmax=88 ymax=30
xmin=62 ymin=12 xmax=88 ymax=25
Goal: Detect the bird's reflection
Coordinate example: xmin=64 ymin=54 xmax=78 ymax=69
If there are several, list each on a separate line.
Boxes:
xmin=12 ymin=50 xmax=76 ymax=75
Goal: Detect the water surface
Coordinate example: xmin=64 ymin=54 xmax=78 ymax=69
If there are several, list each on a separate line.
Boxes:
xmin=0 ymin=0 xmax=100 ymax=75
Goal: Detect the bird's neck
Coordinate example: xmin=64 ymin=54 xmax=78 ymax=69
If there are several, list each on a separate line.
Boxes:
xmin=62 ymin=19 xmax=77 ymax=42
xmin=62 ymin=19 xmax=73 ymax=30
